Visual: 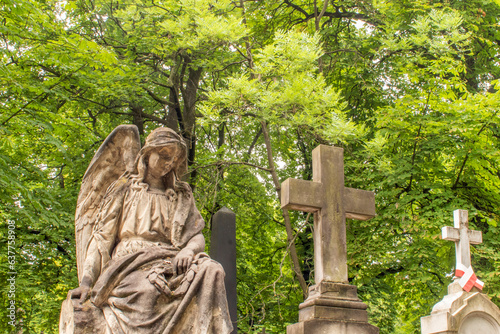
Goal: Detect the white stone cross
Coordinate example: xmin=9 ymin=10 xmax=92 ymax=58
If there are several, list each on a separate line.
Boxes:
xmin=442 ymin=209 xmax=482 ymax=271
xmin=281 ymin=145 xmax=375 ymax=284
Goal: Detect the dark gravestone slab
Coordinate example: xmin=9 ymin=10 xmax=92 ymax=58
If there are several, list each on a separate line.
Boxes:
xmin=211 ymin=207 xmax=237 ymax=334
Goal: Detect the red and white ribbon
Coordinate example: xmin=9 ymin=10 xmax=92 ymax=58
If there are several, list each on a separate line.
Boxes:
xmin=455 ymin=264 xmax=484 ymax=292
xmin=455 ymin=263 xmax=467 ymax=278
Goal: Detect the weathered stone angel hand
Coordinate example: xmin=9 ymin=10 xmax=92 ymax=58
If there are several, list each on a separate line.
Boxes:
xmin=68 ymin=282 xmax=91 ymax=305
xmin=173 ymin=248 xmax=194 ymax=275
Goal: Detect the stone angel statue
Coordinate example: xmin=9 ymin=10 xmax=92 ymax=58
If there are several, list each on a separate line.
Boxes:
xmin=60 ymin=125 xmax=233 ymax=334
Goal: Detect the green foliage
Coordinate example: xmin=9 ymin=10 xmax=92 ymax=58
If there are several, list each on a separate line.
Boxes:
xmin=1 ymin=0 xmax=500 ymax=333
xmin=203 ymin=29 xmax=357 ymax=143
xmin=0 ymin=116 xmax=89 ymax=332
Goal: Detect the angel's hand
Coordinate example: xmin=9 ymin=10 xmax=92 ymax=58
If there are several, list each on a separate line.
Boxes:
xmin=173 ymin=248 xmax=195 ymax=275
xmin=68 ymin=285 xmax=91 ymax=305
xmin=69 ymin=276 xmax=92 ymax=305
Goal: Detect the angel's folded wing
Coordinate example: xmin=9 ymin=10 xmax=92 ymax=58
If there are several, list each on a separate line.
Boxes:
xmin=75 ymin=124 xmax=141 ymax=282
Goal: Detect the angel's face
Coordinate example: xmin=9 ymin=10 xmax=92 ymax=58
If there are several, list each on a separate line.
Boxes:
xmin=147 ymin=145 xmax=179 ymax=179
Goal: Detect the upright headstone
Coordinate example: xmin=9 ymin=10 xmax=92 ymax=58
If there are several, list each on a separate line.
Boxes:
xmin=281 ymin=145 xmax=379 ymax=334
xmin=211 ymin=207 xmax=238 ymax=334
xmin=421 ymin=209 xmax=500 ymax=334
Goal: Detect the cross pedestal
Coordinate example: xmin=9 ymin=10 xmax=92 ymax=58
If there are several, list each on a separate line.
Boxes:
xmin=281 ymin=145 xmax=379 ymax=334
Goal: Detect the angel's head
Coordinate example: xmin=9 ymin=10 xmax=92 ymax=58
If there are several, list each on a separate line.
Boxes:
xmin=134 ymin=127 xmax=188 ymax=185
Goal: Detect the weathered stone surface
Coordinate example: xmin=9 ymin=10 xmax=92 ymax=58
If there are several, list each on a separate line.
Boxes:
xmin=298 ymin=283 xmax=368 ymax=323
xmin=442 ymin=210 xmax=482 ymax=270
xmin=459 ymin=313 xmax=499 ymax=334
xmin=60 ymin=126 xmax=233 ymax=334
xmin=281 ymin=145 xmax=375 ymax=284
xmin=211 ymin=207 xmax=238 ymax=334
xmin=281 ymin=145 xmax=378 ymax=334
xmin=421 ymin=282 xmax=500 ymax=334
xmin=59 ymin=299 xmax=106 ymax=334
xmin=287 ymin=319 xmax=379 ymax=334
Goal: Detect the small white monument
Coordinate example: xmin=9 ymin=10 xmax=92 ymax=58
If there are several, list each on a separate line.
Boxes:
xmin=421 ymin=209 xmax=500 ymax=334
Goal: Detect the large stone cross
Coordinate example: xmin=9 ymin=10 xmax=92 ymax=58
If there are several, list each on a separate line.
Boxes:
xmin=442 ymin=209 xmax=482 ymax=270
xmin=281 ymin=145 xmax=375 ymax=284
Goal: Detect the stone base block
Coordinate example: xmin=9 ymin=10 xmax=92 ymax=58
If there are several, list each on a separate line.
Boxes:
xmin=59 ymin=297 xmax=106 ymax=334
xmin=287 ymin=282 xmax=379 ymax=334
xmin=287 ymin=319 xmax=379 ymax=334
xmin=300 ymin=304 xmax=369 ymax=323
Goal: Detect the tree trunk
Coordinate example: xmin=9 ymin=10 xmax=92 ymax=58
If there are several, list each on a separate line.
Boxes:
xmin=181 ymin=64 xmax=203 ymax=186
xmin=261 ymin=121 xmax=309 ymax=299
xmin=130 ymin=103 xmax=144 ymax=135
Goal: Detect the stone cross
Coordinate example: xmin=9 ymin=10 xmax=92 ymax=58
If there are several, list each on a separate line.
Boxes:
xmin=210 ymin=207 xmax=238 ymax=334
xmin=442 ymin=209 xmax=482 ymax=271
xmin=281 ymin=145 xmax=375 ymax=284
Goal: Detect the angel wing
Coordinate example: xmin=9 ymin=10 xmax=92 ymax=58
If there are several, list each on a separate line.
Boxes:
xmin=75 ymin=124 xmax=141 ymax=282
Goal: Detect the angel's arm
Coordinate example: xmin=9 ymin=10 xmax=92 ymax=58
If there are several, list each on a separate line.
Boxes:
xmin=172 ymin=193 xmax=206 ymax=274
xmin=184 ymin=233 xmax=205 ymax=254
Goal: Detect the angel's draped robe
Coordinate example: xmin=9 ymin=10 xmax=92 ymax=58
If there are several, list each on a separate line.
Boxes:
xmin=82 ymin=178 xmax=233 ymax=334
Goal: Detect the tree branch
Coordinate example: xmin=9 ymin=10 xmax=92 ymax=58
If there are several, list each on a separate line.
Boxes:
xmin=144 ymin=87 xmax=177 ymax=107
xmin=138 ymin=111 xmax=170 ymax=126
xmin=261 ymin=120 xmax=309 ymax=299
xmin=452 ymin=119 xmax=493 ymax=189
xmin=283 ymin=0 xmax=309 ymax=17
xmin=282 ymin=0 xmax=382 ymax=27
xmin=189 ymin=160 xmax=272 ymax=173
xmin=246 ymin=126 xmax=263 ymax=160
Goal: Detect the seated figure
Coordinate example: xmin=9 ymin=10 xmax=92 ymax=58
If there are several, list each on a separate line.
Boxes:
xmin=60 ymin=125 xmax=233 ymax=334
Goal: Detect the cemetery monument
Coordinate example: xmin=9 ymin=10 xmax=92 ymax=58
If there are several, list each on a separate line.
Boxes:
xmin=59 ymin=125 xmax=233 ymax=334
xmin=281 ymin=145 xmax=379 ymax=334
xmin=421 ymin=209 xmax=500 ymax=334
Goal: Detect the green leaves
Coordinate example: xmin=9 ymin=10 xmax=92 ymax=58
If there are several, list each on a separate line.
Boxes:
xmin=204 ymin=29 xmax=357 ymax=143
xmin=410 ymin=9 xmax=471 ymax=52
xmin=2 ymin=0 xmax=500 ymax=333
xmin=255 ymin=30 xmax=323 ymax=76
